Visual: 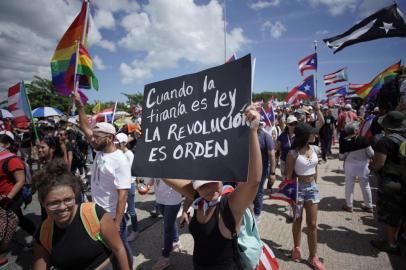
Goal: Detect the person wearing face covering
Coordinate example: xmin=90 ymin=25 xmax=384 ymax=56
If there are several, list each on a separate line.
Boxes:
xmin=163 ymin=104 xmax=262 ymax=270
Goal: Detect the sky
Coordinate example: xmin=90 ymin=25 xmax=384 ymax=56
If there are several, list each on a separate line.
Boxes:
xmin=0 ymin=0 xmax=406 ymax=104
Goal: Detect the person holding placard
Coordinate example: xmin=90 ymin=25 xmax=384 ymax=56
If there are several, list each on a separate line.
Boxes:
xmin=163 ymin=104 xmax=262 ymax=270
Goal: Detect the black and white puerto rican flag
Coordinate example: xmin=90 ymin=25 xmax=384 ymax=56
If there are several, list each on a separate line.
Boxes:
xmin=324 ymin=4 xmax=406 ymax=53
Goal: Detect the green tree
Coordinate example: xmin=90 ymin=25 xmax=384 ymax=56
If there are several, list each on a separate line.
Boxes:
xmin=25 ymin=76 xmax=71 ymax=113
xmin=121 ymin=92 xmax=143 ymax=106
xmin=252 ymin=91 xmax=287 ymax=103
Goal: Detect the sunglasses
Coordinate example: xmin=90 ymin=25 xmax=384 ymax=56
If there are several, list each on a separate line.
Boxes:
xmin=288 ymin=122 xmax=297 ymax=126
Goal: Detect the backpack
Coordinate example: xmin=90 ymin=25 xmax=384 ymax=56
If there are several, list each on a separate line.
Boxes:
xmin=39 ymin=202 xmax=107 ymax=254
xmin=384 ymin=133 xmax=406 ymax=180
xmin=219 ymin=196 xmax=263 ymax=270
xmin=0 ymin=152 xmax=32 ymax=208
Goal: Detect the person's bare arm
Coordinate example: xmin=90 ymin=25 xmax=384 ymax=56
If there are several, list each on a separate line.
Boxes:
xmin=114 ymin=189 xmax=128 ymax=230
xmin=228 ymin=104 xmax=262 ymax=225
xmin=163 ymin=179 xmax=195 ymax=200
xmin=8 ymin=170 xmax=25 ymax=199
xmin=369 ymin=153 xmax=386 ymax=172
xmin=33 ymin=242 xmax=51 ymax=270
xmin=314 ymin=102 xmax=325 ymax=129
xmin=72 ymin=92 xmax=93 ymax=142
xmin=99 ymin=213 xmax=131 ymax=270
xmin=285 ymin=151 xmax=295 ymax=180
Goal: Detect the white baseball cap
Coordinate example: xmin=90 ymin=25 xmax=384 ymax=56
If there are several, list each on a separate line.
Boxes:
xmin=92 ymin=122 xmax=116 ymax=135
xmin=192 ymin=180 xmax=217 ymax=190
xmin=115 ymin=133 xmax=128 ymax=143
xmin=286 ymin=115 xmax=298 ymax=124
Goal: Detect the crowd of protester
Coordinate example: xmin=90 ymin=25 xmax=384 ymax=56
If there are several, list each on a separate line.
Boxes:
xmin=0 ymin=88 xmax=405 ymax=269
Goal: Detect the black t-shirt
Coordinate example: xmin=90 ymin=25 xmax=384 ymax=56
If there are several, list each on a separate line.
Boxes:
xmin=374 ymin=134 xmax=405 ymax=164
xmin=35 ymin=204 xmax=111 ymax=270
xmin=319 ymin=116 xmax=336 ymax=138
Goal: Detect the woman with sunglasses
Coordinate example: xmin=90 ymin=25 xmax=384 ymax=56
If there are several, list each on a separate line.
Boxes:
xmin=277 ymin=115 xmax=297 ymax=179
xmin=32 ymin=159 xmax=130 ymax=270
xmin=285 ymin=123 xmax=325 ymax=270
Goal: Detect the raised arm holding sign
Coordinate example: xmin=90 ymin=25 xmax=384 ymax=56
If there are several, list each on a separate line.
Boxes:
xmin=133 ymin=54 xmax=253 ymax=182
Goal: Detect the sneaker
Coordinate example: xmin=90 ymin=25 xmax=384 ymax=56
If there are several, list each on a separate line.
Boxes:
xmin=152 ymin=256 xmax=170 ymax=270
xmin=127 ymin=231 xmax=139 ymax=242
xmin=341 ymin=205 xmax=353 ymax=213
xmin=308 ymin=256 xmax=325 ymax=270
xmin=361 ymin=205 xmax=373 ymax=213
xmin=370 ymin=239 xmax=400 ymax=255
xmin=172 ymin=240 xmax=182 ymax=252
xmin=291 ymin=246 xmax=301 ymax=261
xmin=150 ymin=209 xmax=161 ymax=218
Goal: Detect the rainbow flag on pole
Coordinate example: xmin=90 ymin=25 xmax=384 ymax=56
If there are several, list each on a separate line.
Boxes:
xmin=64 ymin=43 xmax=99 ymax=91
xmin=356 ymin=61 xmax=401 ymax=99
xmin=50 ymin=1 xmax=92 ymax=100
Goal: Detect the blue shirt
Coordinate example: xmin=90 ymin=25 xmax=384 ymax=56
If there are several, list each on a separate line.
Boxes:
xmin=258 ymin=129 xmax=275 ymax=170
xmin=277 ymin=131 xmax=294 ymax=162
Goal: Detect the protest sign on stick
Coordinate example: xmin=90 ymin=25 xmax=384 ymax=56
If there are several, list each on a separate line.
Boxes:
xmin=133 ymin=54 xmax=252 ymax=182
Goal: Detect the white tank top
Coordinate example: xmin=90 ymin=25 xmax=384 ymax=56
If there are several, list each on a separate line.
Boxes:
xmin=294 ymin=148 xmax=318 ymax=176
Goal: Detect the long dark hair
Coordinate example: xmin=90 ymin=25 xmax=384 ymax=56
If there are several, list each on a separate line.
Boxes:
xmin=290 ymin=129 xmax=310 ymax=150
xmin=32 ymin=159 xmax=81 ymax=204
xmin=0 ymin=134 xmax=17 ymax=153
xmin=41 ymin=135 xmax=64 ymax=159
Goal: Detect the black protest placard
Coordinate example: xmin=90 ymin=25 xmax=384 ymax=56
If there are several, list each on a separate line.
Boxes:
xmin=133 ymin=54 xmax=252 ymax=182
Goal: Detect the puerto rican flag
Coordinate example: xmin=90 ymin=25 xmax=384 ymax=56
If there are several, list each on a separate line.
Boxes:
xmin=285 ymin=75 xmax=315 ymax=104
xmin=360 ymin=114 xmax=375 ymax=140
xmin=8 ymin=82 xmax=30 ymax=128
xmin=256 ymin=243 xmax=279 ymax=270
xmin=269 ymin=179 xmax=297 ymax=205
xmin=298 ymin=53 xmax=317 ymax=76
xmin=324 ymin=68 xmax=348 ymax=85
xmin=326 ymin=85 xmax=347 ymax=97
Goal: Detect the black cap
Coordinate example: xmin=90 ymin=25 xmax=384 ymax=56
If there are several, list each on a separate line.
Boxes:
xmin=378 ymin=111 xmax=406 ymax=131
xmin=294 ymin=123 xmax=319 ymax=135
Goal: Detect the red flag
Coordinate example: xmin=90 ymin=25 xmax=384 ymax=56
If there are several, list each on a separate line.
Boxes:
xmin=8 ymin=83 xmax=30 ymax=128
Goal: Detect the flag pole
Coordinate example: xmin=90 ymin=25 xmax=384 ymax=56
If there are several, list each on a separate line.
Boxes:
xmin=82 ymin=0 xmax=90 ymax=45
xmin=111 ymin=100 xmax=118 ymax=124
xmin=21 ymin=81 xmax=40 ymax=141
xmin=223 ymin=0 xmax=227 ymax=62
xmin=314 ymin=40 xmax=318 ymax=101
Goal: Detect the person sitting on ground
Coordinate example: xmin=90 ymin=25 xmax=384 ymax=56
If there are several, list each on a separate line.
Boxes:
xmin=285 ymin=123 xmax=325 ymax=270
xmin=339 ymin=122 xmax=374 ymax=213
xmin=163 ymin=104 xmax=262 ymax=270
xmin=32 ymin=159 xmax=130 ymax=270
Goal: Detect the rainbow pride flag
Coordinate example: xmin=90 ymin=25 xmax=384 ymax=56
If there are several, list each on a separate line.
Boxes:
xmin=64 ymin=43 xmax=99 ymax=91
xmin=356 ymin=61 xmax=401 ymax=99
xmin=50 ymin=1 xmax=89 ymax=98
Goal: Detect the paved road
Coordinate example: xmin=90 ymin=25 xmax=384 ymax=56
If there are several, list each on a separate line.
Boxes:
xmin=4 ymin=147 xmax=406 ymax=269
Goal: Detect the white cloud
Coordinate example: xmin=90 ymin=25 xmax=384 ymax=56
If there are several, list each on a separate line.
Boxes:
xmin=249 ymin=0 xmax=280 ymax=10
xmin=358 ymin=0 xmax=393 ymax=18
xmin=316 ymin=29 xmax=329 ymax=35
xmin=262 ymin=20 xmax=287 ymax=39
xmin=94 ymin=0 xmax=139 ymax=13
xmin=94 ymin=10 xmax=116 ymax=30
xmin=118 ymin=0 xmax=248 ymax=84
xmin=93 ymin=55 xmax=106 ymax=70
xmin=309 ymin=0 xmax=357 ymax=16
xmin=0 ymin=0 xmax=117 ymax=92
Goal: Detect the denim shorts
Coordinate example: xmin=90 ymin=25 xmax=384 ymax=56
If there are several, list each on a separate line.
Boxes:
xmin=297 ymin=181 xmax=320 ymax=203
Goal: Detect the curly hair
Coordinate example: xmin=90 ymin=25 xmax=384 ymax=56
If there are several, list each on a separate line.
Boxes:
xmin=32 ymin=158 xmax=81 ymax=204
